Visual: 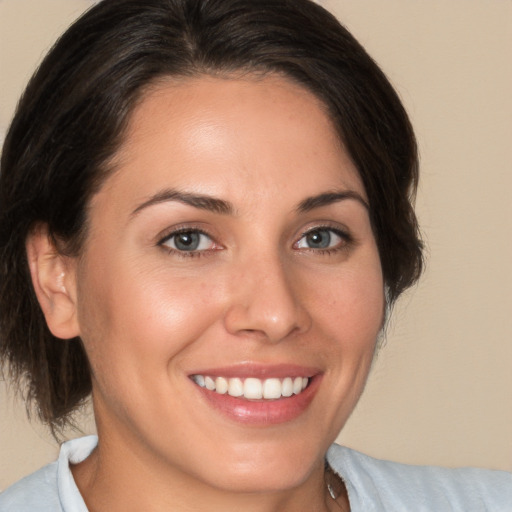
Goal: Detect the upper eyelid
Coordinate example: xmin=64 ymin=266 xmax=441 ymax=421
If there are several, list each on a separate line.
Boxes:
xmin=156 ymin=225 xmax=215 ymax=245
xmin=157 ymin=228 xmax=220 ymax=257
xmin=155 ymin=222 xmax=353 ymax=249
xmin=296 ymin=223 xmax=351 ymax=240
xmin=160 ymin=229 xmax=211 ymax=243
xmin=293 ymin=225 xmax=356 ymax=252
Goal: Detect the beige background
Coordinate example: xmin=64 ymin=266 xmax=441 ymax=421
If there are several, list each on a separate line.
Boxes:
xmin=1 ymin=0 xmax=511 ymax=490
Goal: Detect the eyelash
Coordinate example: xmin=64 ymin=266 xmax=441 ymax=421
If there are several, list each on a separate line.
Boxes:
xmin=157 ymin=225 xmax=353 ymax=259
xmin=158 ymin=227 xmax=219 ymax=259
xmin=294 ymin=226 xmax=353 ymax=255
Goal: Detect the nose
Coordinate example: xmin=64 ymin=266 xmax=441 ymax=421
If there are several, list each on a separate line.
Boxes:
xmin=223 ymin=255 xmax=312 ymax=343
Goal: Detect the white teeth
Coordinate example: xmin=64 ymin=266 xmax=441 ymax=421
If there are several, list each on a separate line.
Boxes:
xmin=192 ymin=375 xmax=205 ymax=388
xmin=228 ymin=377 xmax=244 ymax=397
xmin=191 ymin=375 xmax=310 ymax=400
xmin=205 ymin=376 xmax=215 ymax=390
xmin=263 ymin=378 xmax=282 ymax=399
xmin=293 ymin=376 xmax=303 ymax=395
xmin=282 ymin=377 xmax=293 ymax=397
xmin=244 ymin=378 xmax=263 ymax=399
xmin=215 ymin=377 xmax=228 ymax=394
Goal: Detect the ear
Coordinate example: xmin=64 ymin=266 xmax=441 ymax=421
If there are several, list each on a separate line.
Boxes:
xmin=26 ymin=225 xmax=80 ymax=340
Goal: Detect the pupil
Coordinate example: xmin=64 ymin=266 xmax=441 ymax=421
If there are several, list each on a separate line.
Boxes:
xmin=307 ymin=230 xmax=330 ymax=249
xmin=175 ymin=232 xmax=199 ymax=251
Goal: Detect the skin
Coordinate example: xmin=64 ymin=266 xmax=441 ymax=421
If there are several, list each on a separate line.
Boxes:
xmin=31 ymin=75 xmax=384 ymax=511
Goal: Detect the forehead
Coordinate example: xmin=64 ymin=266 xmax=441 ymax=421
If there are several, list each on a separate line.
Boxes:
xmin=101 ymin=74 xmax=366 ymax=209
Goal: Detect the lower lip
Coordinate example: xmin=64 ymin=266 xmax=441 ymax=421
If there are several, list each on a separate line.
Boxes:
xmin=194 ymin=376 xmax=321 ymax=426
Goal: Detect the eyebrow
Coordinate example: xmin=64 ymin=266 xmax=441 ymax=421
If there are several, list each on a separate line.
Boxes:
xmin=132 ymin=189 xmax=234 ymax=216
xmin=297 ymin=190 xmax=369 ymax=213
xmin=131 ymin=188 xmax=368 ymax=217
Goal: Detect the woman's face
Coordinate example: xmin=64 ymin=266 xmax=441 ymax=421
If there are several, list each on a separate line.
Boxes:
xmin=71 ymin=76 xmax=384 ymax=492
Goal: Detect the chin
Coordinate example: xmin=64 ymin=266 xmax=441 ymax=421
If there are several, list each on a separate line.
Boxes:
xmin=189 ymin=435 xmax=329 ymax=494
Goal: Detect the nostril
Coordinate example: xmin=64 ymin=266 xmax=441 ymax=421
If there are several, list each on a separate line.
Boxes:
xmin=223 ymin=266 xmax=312 ymax=342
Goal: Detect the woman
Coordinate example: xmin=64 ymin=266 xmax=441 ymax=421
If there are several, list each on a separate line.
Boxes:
xmin=0 ymin=0 xmax=509 ymax=510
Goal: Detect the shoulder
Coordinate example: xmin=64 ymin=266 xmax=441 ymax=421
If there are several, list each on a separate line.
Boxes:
xmin=327 ymin=444 xmax=512 ymax=511
xmin=0 ymin=436 xmax=96 ymax=512
xmin=0 ymin=462 xmax=62 ymax=512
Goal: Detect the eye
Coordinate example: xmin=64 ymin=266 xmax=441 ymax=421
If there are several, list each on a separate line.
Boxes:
xmin=295 ymin=227 xmax=347 ymax=251
xmin=160 ymin=230 xmax=216 ymax=253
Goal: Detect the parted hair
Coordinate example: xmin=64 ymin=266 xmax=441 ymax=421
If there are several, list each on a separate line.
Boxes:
xmin=0 ymin=0 xmax=422 ymax=432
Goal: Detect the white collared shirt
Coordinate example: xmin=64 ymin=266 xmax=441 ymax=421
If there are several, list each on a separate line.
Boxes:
xmin=1 ymin=436 xmax=510 ymax=511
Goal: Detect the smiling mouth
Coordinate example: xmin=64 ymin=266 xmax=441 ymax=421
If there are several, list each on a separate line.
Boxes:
xmin=191 ymin=375 xmax=310 ymax=400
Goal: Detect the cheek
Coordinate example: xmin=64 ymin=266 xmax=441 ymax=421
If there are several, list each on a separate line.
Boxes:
xmin=76 ymin=258 xmax=223 ymax=378
xmin=307 ymin=259 xmax=384 ymax=351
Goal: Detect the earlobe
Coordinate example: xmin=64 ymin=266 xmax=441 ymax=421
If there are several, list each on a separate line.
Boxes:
xmin=26 ymin=225 xmax=80 ymax=340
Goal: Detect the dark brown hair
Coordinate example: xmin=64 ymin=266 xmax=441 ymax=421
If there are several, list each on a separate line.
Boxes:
xmin=0 ymin=0 xmax=422 ymax=432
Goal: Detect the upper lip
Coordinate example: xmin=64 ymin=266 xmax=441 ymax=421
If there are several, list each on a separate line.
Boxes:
xmin=188 ymin=363 xmax=321 ymax=379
